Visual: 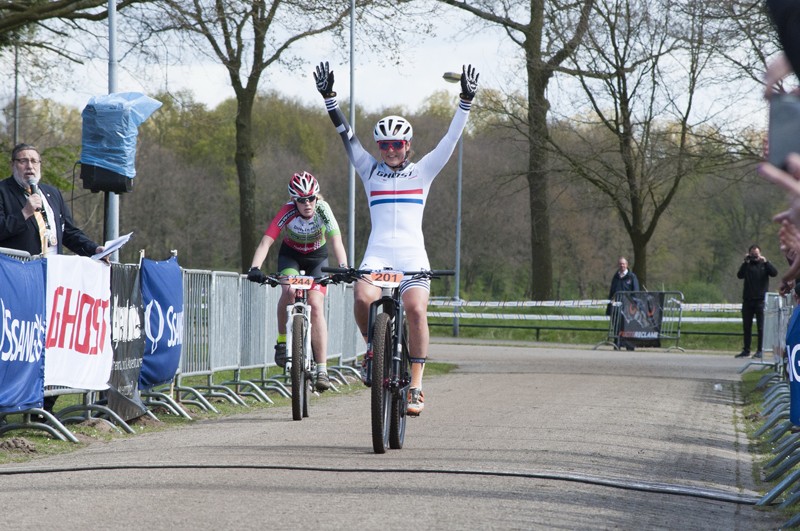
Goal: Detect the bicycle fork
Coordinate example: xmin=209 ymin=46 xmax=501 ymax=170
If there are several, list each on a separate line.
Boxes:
xmin=285 ymin=301 xmax=312 ymax=374
xmin=364 ymin=295 xmax=391 ymax=387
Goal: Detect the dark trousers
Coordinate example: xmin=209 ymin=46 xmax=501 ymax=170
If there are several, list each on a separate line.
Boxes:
xmin=741 ymin=299 xmax=765 ymax=352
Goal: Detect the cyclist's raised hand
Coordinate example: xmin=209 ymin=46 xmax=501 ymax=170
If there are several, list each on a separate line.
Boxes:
xmin=314 ymin=61 xmax=336 ymax=98
xmin=460 ymin=64 xmax=480 ymax=101
xmin=247 ymin=267 xmax=267 ymax=284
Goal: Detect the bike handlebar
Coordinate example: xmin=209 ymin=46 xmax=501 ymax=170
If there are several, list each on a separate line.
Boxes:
xmin=320 ymin=266 xmax=455 ymax=284
xmin=261 ymin=273 xmax=335 ymax=288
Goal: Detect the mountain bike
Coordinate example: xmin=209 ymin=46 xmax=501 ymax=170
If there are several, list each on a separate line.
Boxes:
xmin=323 ymin=267 xmax=454 ymax=454
xmin=264 ymin=273 xmax=323 ymax=421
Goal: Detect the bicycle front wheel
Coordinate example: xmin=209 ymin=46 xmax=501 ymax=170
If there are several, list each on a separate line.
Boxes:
xmin=389 ymin=319 xmax=410 ymax=450
xmin=291 ymin=314 xmax=308 ymax=421
xmin=371 ymin=312 xmax=392 ymax=454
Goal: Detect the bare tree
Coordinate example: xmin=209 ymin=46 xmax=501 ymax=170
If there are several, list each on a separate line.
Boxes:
xmin=127 ymin=0 xmax=421 ymax=271
xmin=0 ymin=1 xmax=150 ymax=36
xmin=547 ymin=0 xmax=766 ymax=286
xmin=434 ymin=0 xmax=594 ymax=300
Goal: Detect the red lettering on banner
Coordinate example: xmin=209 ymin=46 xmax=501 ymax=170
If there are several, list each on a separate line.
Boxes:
xmin=74 ymin=292 xmax=94 ymax=354
xmin=46 ymin=286 xmax=109 ymax=355
xmin=95 ymin=299 xmax=108 ymax=354
xmin=45 ymin=286 xmax=64 ymax=348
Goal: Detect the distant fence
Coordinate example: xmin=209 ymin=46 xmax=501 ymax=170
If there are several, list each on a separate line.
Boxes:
xmin=429 ymin=292 xmax=786 ymax=350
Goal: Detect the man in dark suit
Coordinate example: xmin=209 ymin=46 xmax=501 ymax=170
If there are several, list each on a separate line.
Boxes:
xmin=0 ymin=143 xmax=105 ymax=416
xmin=0 ymin=143 xmax=102 ymax=258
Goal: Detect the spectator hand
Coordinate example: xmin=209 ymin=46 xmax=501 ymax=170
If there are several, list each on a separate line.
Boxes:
xmin=780 ymin=279 xmax=795 ymax=296
xmin=314 ymin=61 xmax=336 ymax=98
xmin=765 ymin=52 xmax=793 ymax=99
xmin=779 ymin=219 xmax=800 ymax=283
xmin=22 ymin=194 xmax=41 ymax=218
xmin=759 ymin=155 xmax=800 ymax=228
xmin=95 ymin=246 xmax=110 ymax=264
xmin=247 ymin=267 xmax=267 ymax=284
xmin=460 ymin=64 xmax=480 ymax=101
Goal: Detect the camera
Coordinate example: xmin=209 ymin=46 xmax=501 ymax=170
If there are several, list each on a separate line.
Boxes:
xmin=768 ymin=93 xmax=800 ymax=169
xmin=747 ymin=254 xmax=760 ymax=263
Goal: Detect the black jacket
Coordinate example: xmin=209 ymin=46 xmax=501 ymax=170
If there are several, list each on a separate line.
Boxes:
xmin=737 ymin=258 xmax=778 ymax=301
xmin=608 ymin=270 xmax=640 ymax=299
xmin=0 ymin=176 xmax=99 ymax=257
xmin=767 ymin=0 xmax=800 ymax=80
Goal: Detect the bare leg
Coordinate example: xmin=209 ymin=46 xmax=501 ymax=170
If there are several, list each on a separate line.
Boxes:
xmin=354 ymin=280 xmax=381 ymax=341
xmin=402 ymin=287 xmax=429 ymax=389
xmin=277 ymin=285 xmax=293 ymax=335
xmin=308 ymin=289 xmax=327 ymax=363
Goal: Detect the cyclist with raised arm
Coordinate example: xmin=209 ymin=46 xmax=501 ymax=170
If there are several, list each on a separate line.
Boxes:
xmin=313 ymin=61 xmax=479 ymax=414
xmin=246 ymin=172 xmax=348 ymax=391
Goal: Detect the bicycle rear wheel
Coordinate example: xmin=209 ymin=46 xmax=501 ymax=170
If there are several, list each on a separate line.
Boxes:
xmin=389 ymin=320 xmax=410 ymax=449
xmin=291 ymin=314 xmax=308 ymax=421
xmin=371 ymin=312 xmax=392 ymax=454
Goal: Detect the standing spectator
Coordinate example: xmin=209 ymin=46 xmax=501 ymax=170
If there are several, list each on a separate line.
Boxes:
xmin=736 ymin=244 xmax=778 ymax=359
xmin=0 ymin=143 xmax=106 ymax=415
xmin=607 ymin=256 xmax=640 ymax=351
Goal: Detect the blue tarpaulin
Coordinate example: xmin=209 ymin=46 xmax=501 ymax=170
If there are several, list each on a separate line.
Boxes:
xmin=80 ymin=92 xmax=161 ymax=179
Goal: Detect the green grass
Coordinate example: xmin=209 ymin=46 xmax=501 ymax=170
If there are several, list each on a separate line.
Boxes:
xmin=429 ymin=312 xmax=743 ymax=352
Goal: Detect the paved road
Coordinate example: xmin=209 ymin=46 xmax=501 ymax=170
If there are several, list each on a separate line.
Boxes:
xmin=0 ymin=342 xmax=783 ymax=530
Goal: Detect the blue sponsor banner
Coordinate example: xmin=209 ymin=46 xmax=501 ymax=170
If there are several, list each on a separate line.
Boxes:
xmin=786 ymin=305 xmax=800 ymax=425
xmin=139 ymin=256 xmax=183 ymax=389
xmin=0 ymin=255 xmax=46 ymax=413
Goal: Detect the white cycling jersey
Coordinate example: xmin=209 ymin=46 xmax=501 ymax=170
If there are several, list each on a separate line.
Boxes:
xmin=324 ymin=97 xmax=471 ymax=272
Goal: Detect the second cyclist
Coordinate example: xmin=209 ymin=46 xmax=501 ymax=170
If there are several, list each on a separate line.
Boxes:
xmin=247 ymin=172 xmax=348 ymax=391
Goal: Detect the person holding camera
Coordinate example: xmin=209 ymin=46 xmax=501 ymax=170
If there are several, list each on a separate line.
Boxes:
xmin=736 ymin=244 xmax=778 ymax=359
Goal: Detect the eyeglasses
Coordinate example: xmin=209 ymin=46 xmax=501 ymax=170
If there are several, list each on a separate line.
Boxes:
xmin=295 ymin=196 xmax=316 ymax=204
xmin=14 ymin=158 xmax=41 ymax=165
xmin=377 ymin=140 xmax=407 ymax=151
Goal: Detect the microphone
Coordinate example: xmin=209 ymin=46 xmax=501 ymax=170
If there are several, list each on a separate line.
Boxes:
xmin=28 ymin=183 xmax=50 ymax=228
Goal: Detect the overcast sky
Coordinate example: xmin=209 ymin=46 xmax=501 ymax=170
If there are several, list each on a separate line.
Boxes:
xmin=36 ymin=16 xmax=519 ymax=115
xmin=4 ymin=9 xmax=767 ymax=133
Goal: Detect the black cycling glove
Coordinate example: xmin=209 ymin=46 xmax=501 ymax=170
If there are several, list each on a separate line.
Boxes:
xmin=460 ymin=64 xmax=480 ymax=101
xmin=314 ymin=61 xmax=336 ymax=98
xmin=247 ymin=267 xmax=267 ymax=284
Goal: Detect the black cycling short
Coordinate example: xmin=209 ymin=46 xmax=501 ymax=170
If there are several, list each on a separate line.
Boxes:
xmin=277 ymin=241 xmax=329 ymax=278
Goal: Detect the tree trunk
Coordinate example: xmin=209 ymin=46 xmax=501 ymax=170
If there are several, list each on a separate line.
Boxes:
xmin=528 ymin=66 xmax=553 ymax=300
xmin=235 ymin=93 xmax=257 ymax=272
xmin=631 ymin=234 xmax=647 ymax=289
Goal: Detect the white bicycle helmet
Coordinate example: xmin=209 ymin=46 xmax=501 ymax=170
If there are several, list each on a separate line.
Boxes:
xmin=373 ymin=115 xmax=413 ymax=142
xmin=288 ymin=171 xmax=320 ymax=198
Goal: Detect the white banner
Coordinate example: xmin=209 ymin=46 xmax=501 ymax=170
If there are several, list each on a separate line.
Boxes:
xmin=44 ymin=255 xmax=112 ymax=390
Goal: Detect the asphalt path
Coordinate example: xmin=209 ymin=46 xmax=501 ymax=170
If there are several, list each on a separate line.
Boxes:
xmin=0 ymin=341 xmax=784 ymax=530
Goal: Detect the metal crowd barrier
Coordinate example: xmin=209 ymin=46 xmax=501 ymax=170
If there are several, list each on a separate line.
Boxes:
xmin=0 ymin=250 xmax=368 ymax=439
xmin=743 ymin=293 xmax=800 ymax=528
xmin=0 ymin=253 xmax=135 ymax=441
xmin=169 ymin=268 xmax=365 ymax=411
xmin=325 ymin=283 xmax=364 ymax=384
xmin=596 ymin=291 xmax=684 ymax=351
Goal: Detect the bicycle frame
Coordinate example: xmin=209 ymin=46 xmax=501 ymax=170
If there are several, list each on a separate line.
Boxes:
xmin=270 ymin=274 xmax=316 ymax=421
xmin=285 ymin=287 xmax=313 ymax=376
xmin=364 ymin=288 xmax=406 ymax=391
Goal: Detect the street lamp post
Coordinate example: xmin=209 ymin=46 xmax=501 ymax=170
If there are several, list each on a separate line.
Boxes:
xmin=443 ymin=72 xmax=463 ymax=337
